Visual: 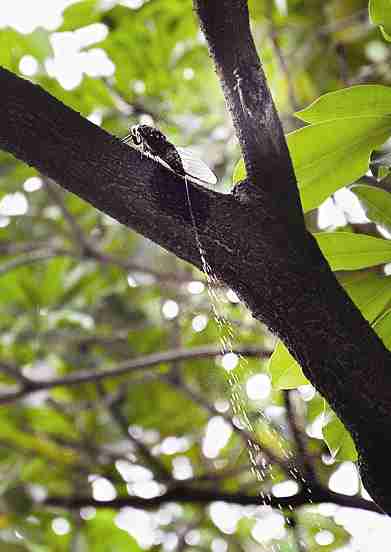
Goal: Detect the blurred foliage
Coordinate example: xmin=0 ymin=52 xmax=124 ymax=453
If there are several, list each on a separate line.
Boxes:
xmin=0 ymin=0 xmax=391 ymax=550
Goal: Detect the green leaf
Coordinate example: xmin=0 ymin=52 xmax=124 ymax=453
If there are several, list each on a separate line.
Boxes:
xmin=268 ymin=340 xmax=309 ymax=390
xmin=39 ymin=257 xmax=73 ymax=306
xmin=232 ymin=158 xmax=245 ymax=184
xmin=296 ymin=85 xmax=391 ymax=123
xmin=85 ymin=511 xmax=141 ymax=551
xmin=234 ymin=91 xmax=391 ymax=212
xmin=0 ymin=417 xmax=78 ymax=466
xmin=315 ymin=232 xmax=391 ymax=270
xmin=0 ymin=28 xmax=52 ymax=72
xmin=370 ymin=0 xmax=391 ymax=41
xmin=373 ymin=307 xmax=391 ymax=348
xmin=24 ymin=29 xmax=53 ymax=61
xmin=351 ymin=184 xmax=391 ymax=231
xmin=307 ymin=395 xmax=326 ymax=424
xmin=342 ymin=273 xmax=391 ymax=322
xmin=2 ymin=485 xmax=33 ymax=516
xmin=300 ymin=512 xmax=351 ymax=551
xmin=323 ymin=413 xmax=357 ymax=461
xmin=288 ymin=117 xmax=391 ymax=212
xmin=60 ymin=0 xmax=100 ymax=31
xmin=0 ymin=544 xmax=28 ymax=552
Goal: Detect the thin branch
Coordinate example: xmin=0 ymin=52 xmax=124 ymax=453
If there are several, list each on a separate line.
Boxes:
xmin=0 ymin=249 xmax=65 ymax=275
xmin=267 ymin=17 xmax=299 ymax=111
xmin=284 ymin=390 xmax=317 ymax=482
xmin=289 ymin=9 xmax=370 ymax=66
xmin=0 ymin=346 xmax=269 ymax=404
xmin=43 ymin=483 xmax=383 ymax=514
xmin=0 ymin=242 xmax=214 ymax=286
xmin=97 ymin=382 xmax=172 ymax=481
xmin=0 ymin=239 xmax=55 ymax=255
xmin=44 ymin=178 xmax=90 ymax=249
xmin=0 ymin=360 xmax=31 ymax=386
xmin=81 ymin=248 xmax=197 ymax=284
xmin=194 ymin=0 xmax=303 ymax=223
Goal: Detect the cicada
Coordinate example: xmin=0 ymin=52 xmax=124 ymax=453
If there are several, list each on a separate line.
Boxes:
xmin=122 ymin=124 xmax=217 ymax=186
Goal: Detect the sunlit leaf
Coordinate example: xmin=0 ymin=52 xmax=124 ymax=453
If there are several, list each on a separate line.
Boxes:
xmin=342 ymin=272 xmax=391 ymax=323
xmin=85 ymin=511 xmax=141 ymax=551
xmin=370 ymin=0 xmax=391 ymax=41
xmin=233 ymin=113 xmax=391 ymax=212
xmin=289 ymin=117 xmax=391 ymax=212
xmin=323 ymin=413 xmax=357 ymax=461
xmin=300 ymin=511 xmax=351 ymax=551
xmin=60 ymin=0 xmax=100 ymax=31
xmin=295 ymin=85 xmax=391 ymax=123
xmin=268 ymin=340 xmax=309 ymax=390
xmin=0 ymin=28 xmax=52 ymax=71
xmin=0 ymin=418 xmax=78 ymax=466
xmin=351 ymin=184 xmax=391 ymax=231
xmin=373 ymin=307 xmax=391 ymax=349
xmin=315 ymin=232 xmax=391 ymax=270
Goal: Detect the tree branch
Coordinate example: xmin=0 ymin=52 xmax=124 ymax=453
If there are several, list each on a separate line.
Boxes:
xmin=0 ymin=345 xmax=268 ymax=404
xmin=43 ymin=482 xmax=382 ymax=514
xmin=96 ymin=382 xmax=172 ymax=481
xmin=0 ymin=67 xmax=210 ymax=272
xmin=193 ymin=0 xmax=303 ymax=224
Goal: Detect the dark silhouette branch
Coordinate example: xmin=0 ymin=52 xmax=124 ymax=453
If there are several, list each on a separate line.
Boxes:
xmin=43 ymin=482 xmax=382 ymax=514
xmin=96 ymin=382 xmax=172 ymax=482
xmin=284 ymin=390 xmax=317 ymax=482
xmin=0 ymin=245 xmax=201 ymax=284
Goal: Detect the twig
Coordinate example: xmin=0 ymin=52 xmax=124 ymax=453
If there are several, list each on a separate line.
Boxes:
xmin=268 ymin=19 xmax=299 ymax=111
xmin=97 ymin=382 xmax=172 ymax=481
xmin=0 ymin=249 xmax=66 ymax=275
xmin=43 ymin=483 xmax=383 ymax=513
xmin=44 ymin=178 xmax=89 ymax=249
xmin=0 ymin=360 xmax=31 ymax=386
xmin=284 ymin=390 xmax=316 ymax=482
xmin=0 ymin=345 xmax=269 ymax=404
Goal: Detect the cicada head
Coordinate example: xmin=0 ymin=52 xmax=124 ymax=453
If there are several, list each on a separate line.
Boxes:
xmin=130 ymin=125 xmax=142 ymax=146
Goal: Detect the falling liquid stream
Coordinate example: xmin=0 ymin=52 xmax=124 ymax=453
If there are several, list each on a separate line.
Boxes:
xmin=184 ymin=178 xmax=269 ymax=485
xmin=184 ymin=178 xmax=310 ymax=534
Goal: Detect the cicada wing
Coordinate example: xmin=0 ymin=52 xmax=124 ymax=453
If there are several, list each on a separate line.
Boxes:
xmin=122 ymin=133 xmax=134 ymax=145
xmin=177 ymin=147 xmax=217 ymax=186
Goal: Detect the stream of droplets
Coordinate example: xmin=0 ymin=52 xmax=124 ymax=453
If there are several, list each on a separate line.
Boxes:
xmin=184 ymin=179 xmax=311 ymax=543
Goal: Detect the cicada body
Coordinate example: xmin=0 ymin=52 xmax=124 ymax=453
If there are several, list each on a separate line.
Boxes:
xmin=122 ymin=124 xmax=217 ymax=186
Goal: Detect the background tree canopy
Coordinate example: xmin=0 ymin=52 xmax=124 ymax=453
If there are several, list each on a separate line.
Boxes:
xmin=2 ymin=0 xmax=391 ymax=549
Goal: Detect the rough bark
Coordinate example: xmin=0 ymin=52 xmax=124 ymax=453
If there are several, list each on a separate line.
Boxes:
xmin=0 ymin=0 xmax=391 ymax=513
